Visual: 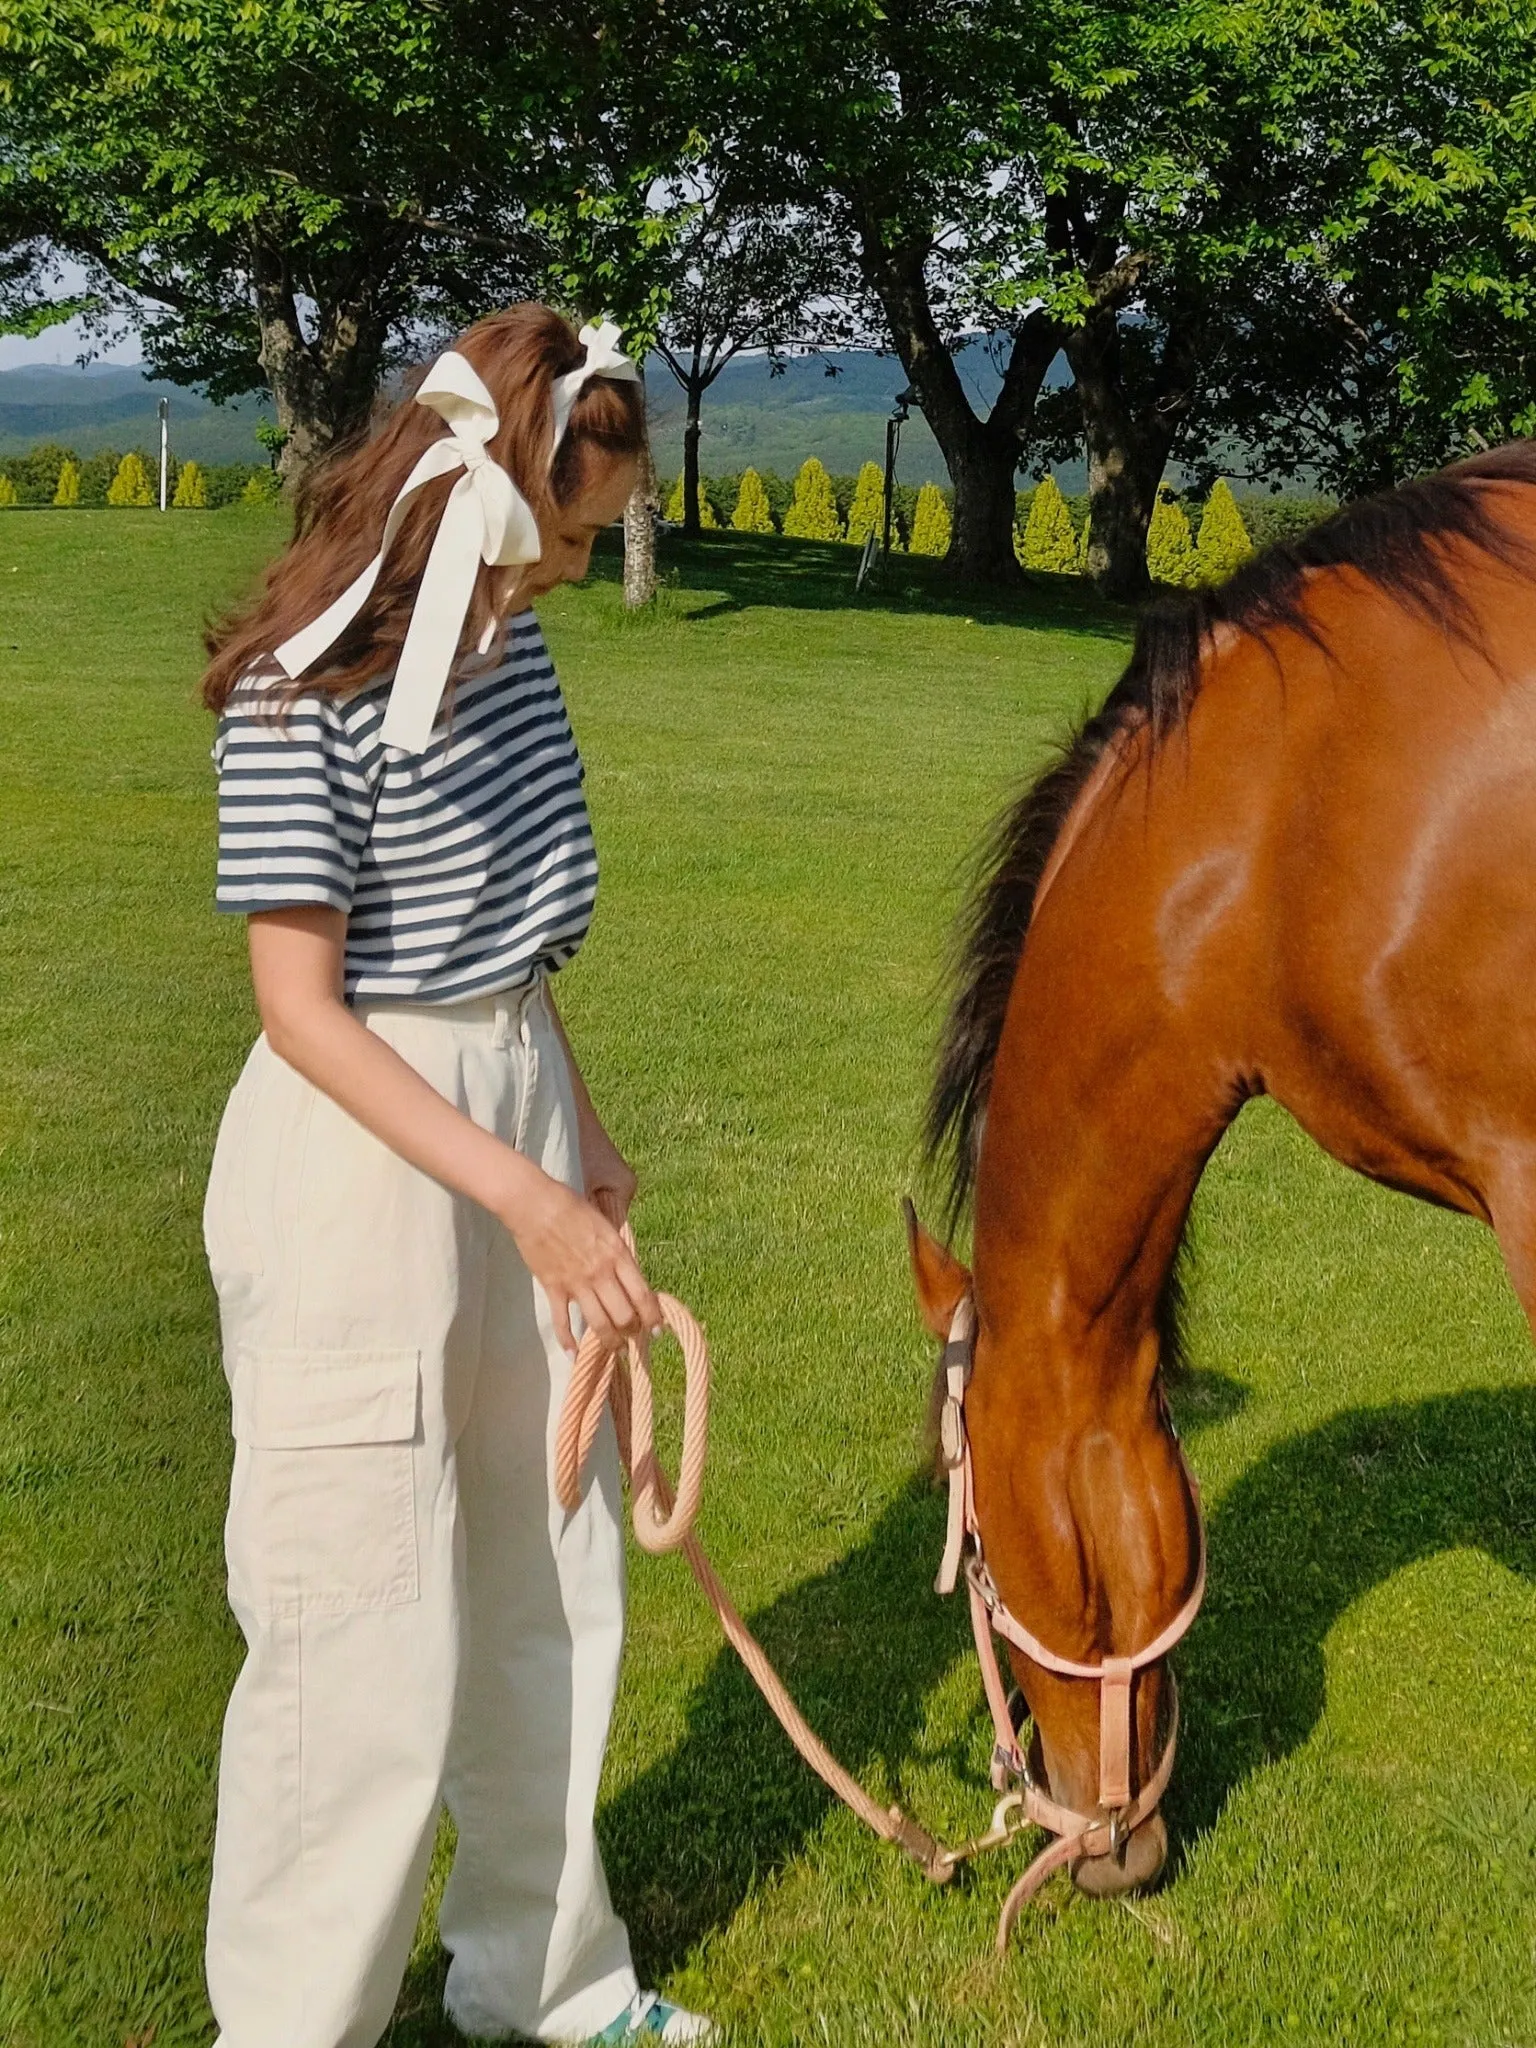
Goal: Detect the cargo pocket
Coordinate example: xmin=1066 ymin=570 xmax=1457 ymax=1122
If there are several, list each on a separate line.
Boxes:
xmin=226 ymin=1348 xmax=421 ymax=1619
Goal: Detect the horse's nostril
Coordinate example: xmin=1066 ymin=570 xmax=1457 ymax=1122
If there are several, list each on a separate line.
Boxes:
xmin=1071 ymin=1812 xmax=1169 ymax=1897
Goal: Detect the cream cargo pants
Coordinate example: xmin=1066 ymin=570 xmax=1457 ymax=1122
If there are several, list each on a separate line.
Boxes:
xmin=203 ymin=983 xmax=638 ymax=2047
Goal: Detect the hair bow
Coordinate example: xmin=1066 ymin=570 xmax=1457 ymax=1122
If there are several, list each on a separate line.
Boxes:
xmin=550 ymin=320 xmax=640 ymax=457
xmin=275 ymin=324 xmax=638 ymax=754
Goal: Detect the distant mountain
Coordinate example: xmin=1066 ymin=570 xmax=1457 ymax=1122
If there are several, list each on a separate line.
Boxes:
xmin=0 ymin=346 xmax=1090 ymax=489
xmin=0 ymin=363 xmax=275 ymax=464
xmin=647 ymin=343 xmax=1085 ymax=489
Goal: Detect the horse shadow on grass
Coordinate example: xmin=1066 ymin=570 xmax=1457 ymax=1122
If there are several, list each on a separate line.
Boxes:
xmin=597 ymin=1376 xmax=1536 ymax=1981
xmin=1168 ymin=1384 xmax=1536 ymax=1854
xmin=389 ymin=1374 xmax=1536 ymax=2026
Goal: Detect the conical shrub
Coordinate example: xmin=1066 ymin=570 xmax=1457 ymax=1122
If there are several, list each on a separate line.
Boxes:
xmin=1017 ymin=477 xmax=1079 ymax=572
xmin=107 ymin=451 xmax=155 ymax=507
xmin=53 ymin=459 xmax=81 ymax=506
xmin=908 ymin=481 xmax=951 ymax=557
xmin=1146 ymin=485 xmax=1198 ymax=586
xmin=173 ymin=459 xmax=208 ymax=508
xmin=0 ymin=474 xmax=16 ymax=507
xmin=731 ymin=469 xmax=776 ymax=533
xmin=241 ymin=471 xmax=279 ymax=505
xmin=664 ymin=472 xmax=717 ymax=527
xmin=782 ymin=458 xmax=843 ymax=541
xmin=845 ymin=461 xmax=886 ymax=548
xmin=1196 ymin=479 xmax=1253 ymax=584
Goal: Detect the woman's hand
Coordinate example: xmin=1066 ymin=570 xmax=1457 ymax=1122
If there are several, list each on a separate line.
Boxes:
xmin=496 ymin=1170 xmax=661 ymax=1357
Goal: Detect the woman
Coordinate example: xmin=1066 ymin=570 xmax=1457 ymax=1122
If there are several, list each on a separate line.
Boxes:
xmin=200 ymin=305 xmax=714 ymax=2047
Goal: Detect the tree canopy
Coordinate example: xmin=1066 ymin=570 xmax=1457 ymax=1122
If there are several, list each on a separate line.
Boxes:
xmin=6 ymin=0 xmax=1536 ymax=570
xmin=1 ymin=0 xmax=686 ymax=472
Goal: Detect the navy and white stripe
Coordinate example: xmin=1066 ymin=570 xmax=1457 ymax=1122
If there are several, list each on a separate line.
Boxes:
xmin=214 ymin=612 xmax=598 ymax=1003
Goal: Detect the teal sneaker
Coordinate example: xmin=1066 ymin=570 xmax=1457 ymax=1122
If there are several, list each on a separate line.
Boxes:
xmin=590 ymin=1990 xmax=718 ymax=2043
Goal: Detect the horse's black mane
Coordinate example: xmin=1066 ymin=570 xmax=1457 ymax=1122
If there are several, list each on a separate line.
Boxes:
xmin=926 ymin=441 xmax=1536 ymax=1229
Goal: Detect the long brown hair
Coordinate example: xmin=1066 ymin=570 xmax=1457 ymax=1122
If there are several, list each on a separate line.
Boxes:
xmin=202 ymin=302 xmax=647 ymax=712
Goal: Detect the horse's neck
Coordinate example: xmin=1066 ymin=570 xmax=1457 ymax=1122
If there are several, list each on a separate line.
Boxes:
xmin=967 ymin=990 xmax=1217 ymax=1660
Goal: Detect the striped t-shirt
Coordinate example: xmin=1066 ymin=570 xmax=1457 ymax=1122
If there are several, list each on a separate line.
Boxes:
xmin=213 ymin=612 xmax=597 ymax=1003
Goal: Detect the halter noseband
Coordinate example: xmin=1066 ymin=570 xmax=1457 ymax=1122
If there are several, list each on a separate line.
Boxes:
xmin=934 ymin=1293 xmax=1207 ymax=1936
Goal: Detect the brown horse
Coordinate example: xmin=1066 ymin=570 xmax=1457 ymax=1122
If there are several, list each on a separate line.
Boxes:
xmin=908 ymin=444 xmax=1536 ymax=1897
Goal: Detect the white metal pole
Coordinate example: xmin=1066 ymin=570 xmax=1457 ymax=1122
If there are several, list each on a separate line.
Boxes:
xmin=158 ymin=398 xmax=169 ymax=511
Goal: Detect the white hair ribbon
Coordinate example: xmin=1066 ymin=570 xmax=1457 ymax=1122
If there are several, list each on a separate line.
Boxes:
xmin=551 ymin=320 xmax=640 ymax=458
xmin=274 ymin=325 xmax=637 ymax=755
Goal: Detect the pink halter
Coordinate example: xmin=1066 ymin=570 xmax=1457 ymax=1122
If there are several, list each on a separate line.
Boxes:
xmin=934 ymin=1294 xmax=1207 ymax=1939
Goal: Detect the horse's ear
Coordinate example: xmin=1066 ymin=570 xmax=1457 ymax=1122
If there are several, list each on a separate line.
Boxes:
xmin=903 ymin=1197 xmax=972 ymax=1337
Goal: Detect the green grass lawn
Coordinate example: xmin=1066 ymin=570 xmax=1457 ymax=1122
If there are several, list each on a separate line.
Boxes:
xmin=3 ymin=509 xmax=1536 ymax=2047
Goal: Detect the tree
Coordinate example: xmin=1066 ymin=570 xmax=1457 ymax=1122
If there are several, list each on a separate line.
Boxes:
xmin=713 ymin=0 xmax=1067 ymax=584
xmin=1184 ymin=0 xmax=1536 ymax=499
xmin=0 ymin=475 xmax=16 ymax=507
xmin=1145 ymin=486 xmax=1198 ymax=586
xmin=731 ymin=468 xmax=775 ymax=532
xmin=782 ymin=457 xmax=843 ymax=539
xmin=53 ymin=458 xmax=80 ymax=505
xmin=622 ymin=432 xmax=661 ymax=608
xmin=665 ymin=472 xmax=718 ymax=525
xmin=908 ymin=482 xmax=951 ymax=557
xmin=1196 ymin=481 xmax=1252 ymax=582
xmin=1017 ymin=476 xmax=1079 ymax=572
xmin=652 ymin=177 xmax=847 ymax=535
xmin=845 ymin=462 xmax=885 ymax=548
xmin=714 ymin=0 xmax=1399 ymax=596
xmin=3 ymin=0 xmax=688 ymax=482
xmin=173 ymin=459 xmax=209 ymax=508
xmin=106 ymin=451 xmax=153 ymax=506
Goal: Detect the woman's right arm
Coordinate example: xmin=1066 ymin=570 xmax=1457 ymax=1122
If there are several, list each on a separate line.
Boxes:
xmin=247 ymin=904 xmax=661 ymax=1353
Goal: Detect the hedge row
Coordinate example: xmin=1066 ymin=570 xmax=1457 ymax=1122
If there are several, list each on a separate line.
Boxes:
xmin=0 ymin=437 xmax=1337 ymax=559
xmin=665 ymin=462 xmax=1337 ymax=562
xmin=0 ymin=441 xmax=279 ymax=508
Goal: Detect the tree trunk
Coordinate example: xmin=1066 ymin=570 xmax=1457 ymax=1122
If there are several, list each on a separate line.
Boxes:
xmin=623 ymin=431 xmax=659 ymax=609
xmin=251 ymin=237 xmax=387 ymax=489
xmin=1079 ymin=429 xmax=1161 ymax=603
xmin=948 ymin=440 xmax=1031 ymax=582
xmin=1066 ymin=303 xmax=1198 ymax=604
xmin=682 ymin=381 xmax=703 ymax=537
xmin=855 ymin=224 xmax=1059 ymax=586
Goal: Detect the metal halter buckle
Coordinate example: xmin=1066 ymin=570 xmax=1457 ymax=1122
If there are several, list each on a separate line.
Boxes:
xmin=1105 ymin=1804 xmax=1131 ymax=1859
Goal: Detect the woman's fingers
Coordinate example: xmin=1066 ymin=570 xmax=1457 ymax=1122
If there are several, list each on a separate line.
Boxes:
xmin=548 ymin=1287 xmax=579 ymax=1357
xmin=590 ymin=1275 xmax=641 ymax=1340
xmin=576 ymin=1287 xmax=625 ymax=1350
xmin=615 ymin=1249 xmax=663 ymax=1333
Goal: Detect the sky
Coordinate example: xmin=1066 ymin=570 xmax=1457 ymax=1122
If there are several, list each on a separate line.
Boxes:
xmin=1 ymin=253 xmax=144 ymax=370
xmin=0 ymin=316 xmax=142 ymax=370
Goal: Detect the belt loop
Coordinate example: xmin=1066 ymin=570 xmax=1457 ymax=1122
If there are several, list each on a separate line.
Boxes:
xmin=491 ymin=999 xmax=512 ymax=1051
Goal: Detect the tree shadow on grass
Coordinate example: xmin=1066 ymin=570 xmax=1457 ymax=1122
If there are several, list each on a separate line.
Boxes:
xmin=585 ymin=528 xmax=1134 ymax=642
xmin=389 ymin=1379 xmax=1536 ymax=2029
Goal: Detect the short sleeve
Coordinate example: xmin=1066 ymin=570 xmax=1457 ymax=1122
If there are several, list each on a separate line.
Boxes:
xmin=213 ymin=686 xmax=381 ymax=915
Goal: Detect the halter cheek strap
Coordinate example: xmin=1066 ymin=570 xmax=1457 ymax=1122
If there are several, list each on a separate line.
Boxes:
xmin=934 ymin=1292 xmax=1207 ymax=1936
